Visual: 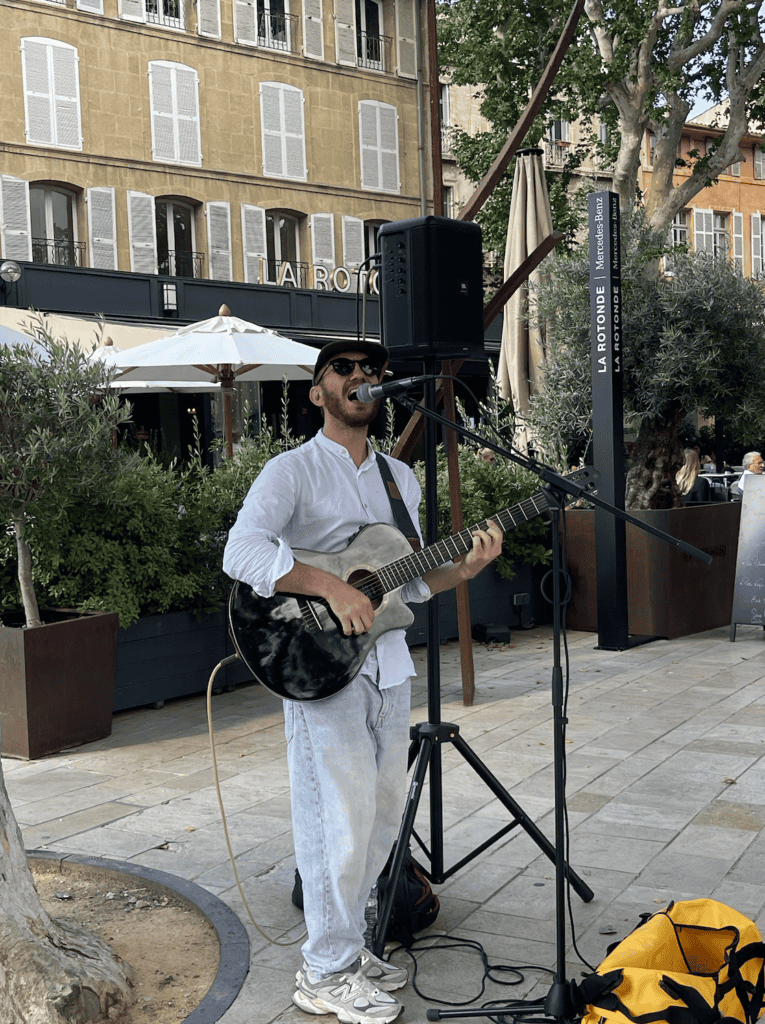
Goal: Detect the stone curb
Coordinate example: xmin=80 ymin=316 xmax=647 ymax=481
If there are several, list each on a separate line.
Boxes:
xmin=27 ymin=849 xmax=250 ymax=1024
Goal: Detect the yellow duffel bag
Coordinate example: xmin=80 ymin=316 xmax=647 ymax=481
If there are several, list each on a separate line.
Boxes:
xmin=577 ymin=900 xmax=765 ymax=1024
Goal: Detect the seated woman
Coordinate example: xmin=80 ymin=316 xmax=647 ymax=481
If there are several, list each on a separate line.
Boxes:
xmin=676 ymin=448 xmax=711 ymax=502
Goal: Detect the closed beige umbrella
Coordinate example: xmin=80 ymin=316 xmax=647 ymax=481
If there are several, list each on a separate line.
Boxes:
xmin=498 ymin=148 xmax=554 ymax=452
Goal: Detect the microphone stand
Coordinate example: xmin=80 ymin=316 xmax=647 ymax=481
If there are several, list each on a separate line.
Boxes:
xmin=373 ymin=387 xmax=712 ymax=1024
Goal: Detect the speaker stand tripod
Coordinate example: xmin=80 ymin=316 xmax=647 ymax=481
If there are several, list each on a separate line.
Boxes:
xmin=370 ymin=368 xmax=594 ymax=967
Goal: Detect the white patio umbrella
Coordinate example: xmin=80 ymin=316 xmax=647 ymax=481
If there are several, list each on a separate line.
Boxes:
xmin=88 ymin=337 xmax=222 ymax=393
xmin=0 ymin=323 xmax=48 ymax=357
xmin=498 ymin=148 xmax=554 ymax=453
xmin=112 ymin=306 xmax=318 ymax=456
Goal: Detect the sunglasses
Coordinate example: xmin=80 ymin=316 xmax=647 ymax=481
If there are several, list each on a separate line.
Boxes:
xmin=319 ymin=357 xmax=383 ymax=382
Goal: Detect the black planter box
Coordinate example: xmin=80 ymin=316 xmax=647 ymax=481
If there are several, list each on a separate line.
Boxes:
xmin=114 ymin=608 xmax=252 ymax=711
xmin=405 ymin=562 xmax=544 ymax=646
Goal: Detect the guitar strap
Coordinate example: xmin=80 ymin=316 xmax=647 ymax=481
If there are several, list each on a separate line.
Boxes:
xmin=375 ymin=453 xmax=421 ymax=552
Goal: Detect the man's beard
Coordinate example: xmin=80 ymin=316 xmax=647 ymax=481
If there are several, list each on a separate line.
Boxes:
xmin=321 ymin=386 xmax=380 ymax=427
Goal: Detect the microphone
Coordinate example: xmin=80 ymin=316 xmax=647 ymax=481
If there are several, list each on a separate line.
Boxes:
xmin=354 ymin=374 xmax=439 ymax=402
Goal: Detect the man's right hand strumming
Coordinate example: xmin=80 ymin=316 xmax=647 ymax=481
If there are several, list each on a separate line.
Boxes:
xmin=276 ymin=562 xmax=375 ymax=636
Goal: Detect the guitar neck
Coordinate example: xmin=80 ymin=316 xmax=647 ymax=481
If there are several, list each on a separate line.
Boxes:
xmin=374 ymin=489 xmax=551 ymax=595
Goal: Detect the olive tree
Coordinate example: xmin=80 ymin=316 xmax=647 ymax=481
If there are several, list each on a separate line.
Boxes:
xmin=0 ymin=331 xmax=135 ymax=1022
xmin=528 ymin=210 xmax=765 ymax=508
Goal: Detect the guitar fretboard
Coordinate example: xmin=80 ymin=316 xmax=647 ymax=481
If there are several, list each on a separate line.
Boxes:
xmin=359 ymin=489 xmax=551 ymax=601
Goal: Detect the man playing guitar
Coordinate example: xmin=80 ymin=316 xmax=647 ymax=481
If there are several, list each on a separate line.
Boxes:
xmin=223 ymin=341 xmax=502 ymax=1024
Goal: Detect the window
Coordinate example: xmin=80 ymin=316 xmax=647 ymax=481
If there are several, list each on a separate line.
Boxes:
xmin=148 ymin=62 xmax=202 ymax=166
xmin=21 ymin=38 xmax=82 ymax=150
xmin=729 ymin=161 xmax=741 ymax=176
xmin=359 ymin=100 xmax=400 ymax=193
xmin=156 ymin=200 xmax=202 ymax=277
xmin=30 ymin=185 xmax=83 ymax=266
xmin=260 ymin=83 xmax=307 ymax=180
xmin=548 ymin=120 xmax=568 ymax=143
xmin=265 ymin=211 xmax=304 ymax=285
xmin=752 ymin=213 xmax=764 ymax=276
xmin=356 ymin=0 xmax=384 ymax=70
xmin=121 ymin=0 xmax=183 ymax=28
xmin=364 ymin=221 xmax=382 ymax=262
xmin=258 ymin=0 xmax=291 ymax=50
xmin=206 ymin=201 xmax=232 ymax=281
xmin=755 ymin=147 xmax=765 ymax=180
xmin=665 ymin=210 xmax=689 ymax=274
xmin=598 ymin=120 xmax=609 ymax=145
xmin=394 ymin=0 xmax=416 ymax=78
xmin=443 ymin=185 xmax=455 ymax=218
xmin=713 ymin=213 xmax=729 ymax=258
xmin=197 ymin=0 xmax=221 ymax=37
xmin=127 ymin=191 xmax=158 ymax=274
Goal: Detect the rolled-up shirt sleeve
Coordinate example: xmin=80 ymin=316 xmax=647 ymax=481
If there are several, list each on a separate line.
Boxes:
xmin=222 ymin=458 xmax=297 ymax=597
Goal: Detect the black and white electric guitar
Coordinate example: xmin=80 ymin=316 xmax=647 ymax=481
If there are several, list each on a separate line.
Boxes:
xmin=228 ymin=467 xmax=596 ymax=702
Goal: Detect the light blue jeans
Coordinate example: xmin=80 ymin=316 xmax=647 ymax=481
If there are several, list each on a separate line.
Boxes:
xmin=284 ymin=674 xmax=411 ymax=977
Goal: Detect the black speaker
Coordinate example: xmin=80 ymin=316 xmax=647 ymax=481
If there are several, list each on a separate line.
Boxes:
xmin=378 ymin=216 xmax=485 ymax=359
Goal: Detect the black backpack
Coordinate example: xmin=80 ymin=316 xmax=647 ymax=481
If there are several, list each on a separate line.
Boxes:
xmin=291 ymin=847 xmax=439 ymax=948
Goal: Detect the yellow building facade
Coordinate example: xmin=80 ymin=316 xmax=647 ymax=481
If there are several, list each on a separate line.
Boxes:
xmin=1 ymin=0 xmax=432 ymax=291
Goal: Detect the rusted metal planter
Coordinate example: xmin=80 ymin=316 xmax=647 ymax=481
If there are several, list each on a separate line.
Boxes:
xmin=0 ymin=609 xmax=118 ymax=759
xmin=561 ymin=503 xmax=741 ymax=639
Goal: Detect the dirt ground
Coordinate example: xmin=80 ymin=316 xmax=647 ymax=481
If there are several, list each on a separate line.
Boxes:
xmin=31 ymin=860 xmax=220 ymax=1024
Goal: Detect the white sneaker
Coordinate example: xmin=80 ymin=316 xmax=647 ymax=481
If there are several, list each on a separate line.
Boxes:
xmin=359 ymin=948 xmax=408 ymax=991
xmin=293 ymin=961 xmax=403 ymax=1023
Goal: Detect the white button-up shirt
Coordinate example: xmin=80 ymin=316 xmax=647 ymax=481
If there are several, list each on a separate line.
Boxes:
xmin=222 ymin=430 xmax=432 ymax=688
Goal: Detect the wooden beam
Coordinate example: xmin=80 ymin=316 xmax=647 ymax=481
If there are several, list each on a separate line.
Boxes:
xmin=456 ymin=0 xmax=585 ymax=224
xmin=482 ymin=231 xmax=564 ymax=329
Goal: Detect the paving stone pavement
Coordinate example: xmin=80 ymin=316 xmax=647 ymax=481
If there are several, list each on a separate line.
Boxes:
xmin=5 ymin=623 xmax=765 ymax=1024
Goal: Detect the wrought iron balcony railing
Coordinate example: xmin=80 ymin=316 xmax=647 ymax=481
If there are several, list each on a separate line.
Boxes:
xmin=146 ymin=0 xmax=183 ymax=28
xmin=258 ymin=12 xmax=299 ymax=52
xmin=158 ymin=249 xmax=205 ymax=279
xmin=32 ymin=238 xmax=86 ymax=267
xmin=357 ymin=31 xmax=391 ymax=71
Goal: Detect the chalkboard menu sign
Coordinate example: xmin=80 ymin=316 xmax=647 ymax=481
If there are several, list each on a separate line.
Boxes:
xmin=730 ymin=474 xmax=765 ymax=639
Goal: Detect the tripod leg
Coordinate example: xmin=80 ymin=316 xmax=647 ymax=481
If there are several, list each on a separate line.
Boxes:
xmin=371 ymin=730 xmax=435 ymax=957
xmin=451 ymin=731 xmax=594 ymax=903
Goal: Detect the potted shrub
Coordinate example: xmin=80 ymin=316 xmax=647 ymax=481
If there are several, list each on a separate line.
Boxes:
xmin=408 ymin=442 xmax=554 ymax=643
xmin=526 ymin=210 xmax=765 ymax=635
xmin=0 ymin=329 xmax=130 ymax=758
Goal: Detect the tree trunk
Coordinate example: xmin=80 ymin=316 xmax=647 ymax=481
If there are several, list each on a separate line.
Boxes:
xmin=625 ymin=412 xmax=685 ymax=510
xmin=14 ymin=522 xmax=42 ymax=629
xmin=0 ymin=742 xmax=135 ymax=1022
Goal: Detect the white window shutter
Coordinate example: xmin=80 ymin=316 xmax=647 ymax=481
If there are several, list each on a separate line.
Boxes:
xmin=694 ymin=208 xmax=713 ymax=254
xmin=241 ymin=204 xmax=267 ymax=283
xmin=0 ymin=176 xmax=32 ymax=261
xmin=120 ymin=0 xmax=146 ymax=21
xmin=197 ymin=0 xmax=221 ymax=37
xmin=311 ymin=213 xmax=335 ymax=269
xmin=261 ymin=83 xmax=284 ymax=176
xmin=175 ymin=66 xmax=202 ymax=165
xmin=752 ymin=214 xmax=762 ymax=276
xmin=22 ymin=38 xmax=54 ymax=146
xmin=342 ymin=215 xmax=365 ymax=270
xmin=379 ymin=104 xmax=400 ymax=193
xmin=87 ymin=187 xmax=117 ymax=270
xmin=127 ymin=191 xmax=157 ymax=274
xmin=76 ymin=0 xmax=104 ymax=11
xmin=261 ymin=83 xmax=306 ymax=180
xmin=149 ymin=63 xmax=176 ymax=161
xmin=283 ymin=87 xmax=307 ymax=180
xmin=359 ymin=101 xmax=400 ymax=193
xmin=359 ymin=101 xmax=380 ymax=189
xmin=733 ymin=212 xmax=744 ymax=272
xmin=207 ymin=201 xmax=232 ymax=281
xmin=395 ymin=0 xmax=417 ymax=79
xmin=334 ymin=0 xmax=356 ymax=66
xmin=51 ymin=44 xmax=82 ymax=150
xmin=234 ymin=0 xmax=258 ymax=44
xmin=303 ymin=0 xmax=324 ymax=59
xmin=756 ymin=148 xmax=765 ymax=180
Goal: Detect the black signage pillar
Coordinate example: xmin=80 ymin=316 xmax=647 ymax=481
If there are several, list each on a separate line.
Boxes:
xmin=588 ymin=191 xmax=629 ymax=649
